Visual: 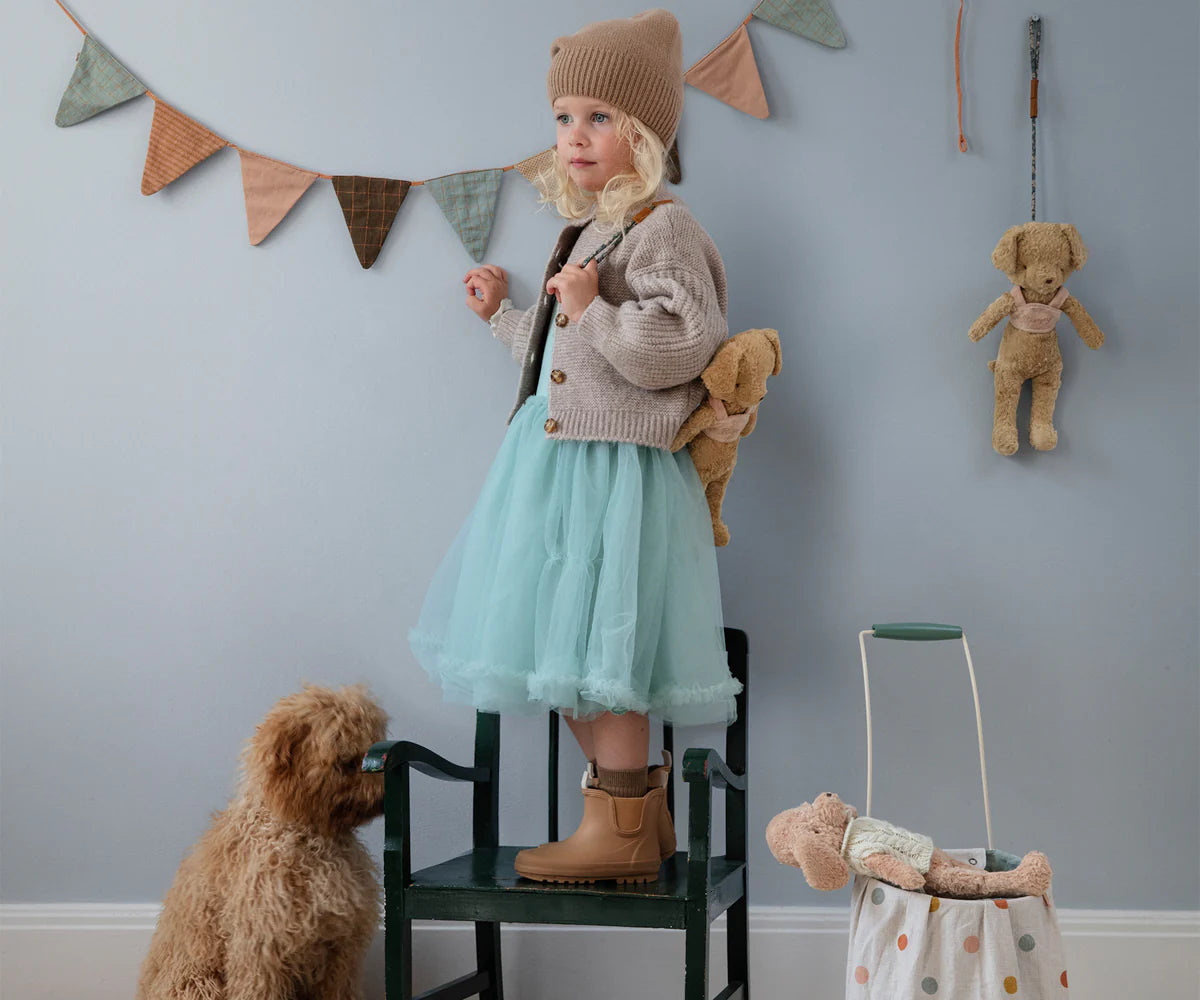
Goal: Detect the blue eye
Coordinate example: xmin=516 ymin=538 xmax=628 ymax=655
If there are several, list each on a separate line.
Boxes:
xmin=556 ymin=114 xmax=570 ymax=125
xmin=593 ymin=113 xmax=609 ymax=124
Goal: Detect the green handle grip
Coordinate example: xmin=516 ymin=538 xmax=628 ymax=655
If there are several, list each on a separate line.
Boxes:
xmin=871 ymin=622 xmax=963 ymax=641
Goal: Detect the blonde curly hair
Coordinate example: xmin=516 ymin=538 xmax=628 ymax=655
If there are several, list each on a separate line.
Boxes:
xmin=534 ymin=108 xmax=669 ymax=235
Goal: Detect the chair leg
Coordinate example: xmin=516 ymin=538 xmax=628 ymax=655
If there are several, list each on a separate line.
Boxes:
xmin=684 ymin=905 xmax=709 ymax=1000
xmin=475 ymin=921 xmax=503 ymax=1000
xmin=387 ymin=913 xmax=413 ymax=1000
xmin=727 ymin=895 xmax=749 ymax=998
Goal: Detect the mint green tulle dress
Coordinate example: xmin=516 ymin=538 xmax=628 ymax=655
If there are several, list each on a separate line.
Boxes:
xmin=408 ymin=303 xmax=741 ymax=725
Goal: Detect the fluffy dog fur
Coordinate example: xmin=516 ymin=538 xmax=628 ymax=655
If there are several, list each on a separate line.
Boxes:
xmin=767 ymin=792 xmax=1052 ymax=900
xmin=969 ymin=222 xmax=1105 ymax=455
xmin=136 ymin=685 xmax=387 ymax=1000
xmin=671 ymin=328 xmax=782 ymax=546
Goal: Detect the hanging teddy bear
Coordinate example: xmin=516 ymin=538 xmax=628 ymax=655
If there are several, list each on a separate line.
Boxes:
xmin=969 ymin=222 xmax=1104 ymax=455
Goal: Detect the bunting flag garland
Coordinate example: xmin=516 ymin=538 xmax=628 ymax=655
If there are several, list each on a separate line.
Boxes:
xmin=751 ymin=0 xmax=846 ymax=48
xmin=141 ymin=99 xmax=228 ymax=196
xmin=55 ymin=34 xmax=145 ymax=126
xmin=238 ymin=150 xmax=318 ymax=245
xmin=685 ymin=24 xmax=769 ymax=120
xmin=332 ymin=176 xmax=411 ymax=269
xmin=514 ymin=147 xmax=556 ymax=187
xmin=49 ymin=0 xmax=846 ymax=267
xmin=425 ymin=169 xmax=504 ymax=263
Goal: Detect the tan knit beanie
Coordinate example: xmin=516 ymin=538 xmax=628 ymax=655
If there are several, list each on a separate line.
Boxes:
xmin=547 ymin=9 xmax=684 ymax=148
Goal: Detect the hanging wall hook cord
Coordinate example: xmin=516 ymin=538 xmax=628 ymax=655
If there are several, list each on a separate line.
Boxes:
xmin=1029 ymin=16 xmax=1042 ymax=221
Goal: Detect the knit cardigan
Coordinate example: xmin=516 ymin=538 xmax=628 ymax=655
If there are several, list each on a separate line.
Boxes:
xmin=490 ymin=198 xmax=728 ymax=450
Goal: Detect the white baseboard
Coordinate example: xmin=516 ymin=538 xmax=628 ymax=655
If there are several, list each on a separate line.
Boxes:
xmin=2 ymin=904 xmax=1197 ymax=999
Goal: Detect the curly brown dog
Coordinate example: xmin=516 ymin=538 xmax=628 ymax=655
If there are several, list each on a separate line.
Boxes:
xmin=136 ymin=684 xmax=387 ymax=1000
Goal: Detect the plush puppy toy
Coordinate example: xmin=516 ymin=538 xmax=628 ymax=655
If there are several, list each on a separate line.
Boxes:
xmin=767 ymin=792 xmax=1052 ymax=899
xmin=671 ymin=328 xmax=781 ymax=546
xmin=969 ymin=222 xmax=1104 ymax=455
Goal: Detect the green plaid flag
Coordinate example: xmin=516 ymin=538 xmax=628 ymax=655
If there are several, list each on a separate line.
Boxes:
xmin=425 ymin=168 xmax=504 ymax=262
xmin=752 ymin=0 xmax=846 ymax=49
xmin=56 ymin=35 xmax=146 ymax=127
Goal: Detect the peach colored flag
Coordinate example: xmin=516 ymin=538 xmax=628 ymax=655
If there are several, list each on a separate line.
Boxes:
xmin=514 ymin=147 xmax=556 ymax=187
xmin=685 ymin=24 xmax=769 ymax=120
xmin=141 ymin=100 xmax=228 ymax=196
xmin=238 ymin=150 xmax=318 ymax=245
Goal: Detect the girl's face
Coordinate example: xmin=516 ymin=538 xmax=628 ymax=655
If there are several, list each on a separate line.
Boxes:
xmin=553 ymin=96 xmax=634 ymax=192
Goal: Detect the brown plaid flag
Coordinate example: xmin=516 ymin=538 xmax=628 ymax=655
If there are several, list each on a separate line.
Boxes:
xmin=331 ymin=176 xmax=411 ymax=269
xmin=752 ymin=0 xmax=846 ymax=48
xmin=141 ymin=100 xmax=228 ymax=195
xmin=56 ymin=35 xmax=146 ymax=127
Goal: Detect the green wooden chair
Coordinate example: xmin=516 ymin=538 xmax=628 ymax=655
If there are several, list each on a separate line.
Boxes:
xmin=363 ymin=626 xmax=749 ymax=1000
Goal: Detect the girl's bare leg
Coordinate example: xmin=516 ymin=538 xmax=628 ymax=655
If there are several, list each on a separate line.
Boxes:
xmin=563 ymin=714 xmax=595 ymax=762
xmin=592 ymin=712 xmax=650 ymax=770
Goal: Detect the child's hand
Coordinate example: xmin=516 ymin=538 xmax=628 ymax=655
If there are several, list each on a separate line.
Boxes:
xmin=545 ymin=260 xmax=599 ymax=323
xmin=464 ymin=265 xmax=509 ymax=322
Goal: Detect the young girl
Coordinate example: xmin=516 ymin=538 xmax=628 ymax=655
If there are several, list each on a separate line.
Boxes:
xmin=409 ymin=8 xmax=742 ymax=883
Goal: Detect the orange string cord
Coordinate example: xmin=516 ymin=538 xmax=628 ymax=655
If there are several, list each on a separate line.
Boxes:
xmin=955 ymin=0 xmax=968 ymax=152
xmin=54 ymin=0 xmax=86 ymax=34
xmin=742 ymin=12 xmax=754 ymax=27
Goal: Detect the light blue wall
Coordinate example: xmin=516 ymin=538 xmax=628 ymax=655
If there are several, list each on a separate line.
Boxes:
xmin=2 ymin=0 xmax=1197 ymax=910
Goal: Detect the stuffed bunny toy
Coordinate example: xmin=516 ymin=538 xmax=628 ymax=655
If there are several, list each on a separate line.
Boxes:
xmin=766 ymin=792 xmax=1052 ymax=899
xmin=671 ymin=328 xmax=781 ymax=546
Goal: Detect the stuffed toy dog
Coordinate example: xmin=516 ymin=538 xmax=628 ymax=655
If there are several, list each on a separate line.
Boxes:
xmin=766 ymin=792 xmax=1052 ymax=899
xmin=969 ymin=222 xmax=1104 ymax=455
xmin=671 ymin=328 xmax=781 ymax=546
xmin=137 ymin=684 xmax=388 ymax=1000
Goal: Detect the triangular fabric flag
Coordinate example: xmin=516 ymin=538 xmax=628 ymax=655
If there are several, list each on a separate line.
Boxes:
xmin=56 ymin=35 xmax=146 ymax=127
xmin=141 ymin=100 xmax=228 ymax=195
xmin=331 ymin=176 xmax=411 ymax=269
xmin=685 ymin=25 xmax=769 ymax=119
xmin=238 ymin=151 xmax=318 ymax=245
xmin=752 ymin=0 xmax=846 ymax=48
xmin=514 ymin=148 xmax=556 ymax=188
xmin=425 ymin=168 xmax=504 ymax=263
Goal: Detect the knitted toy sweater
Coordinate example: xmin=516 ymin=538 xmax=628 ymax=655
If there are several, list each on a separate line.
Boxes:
xmin=841 ymin=816 xmax=935 ymax=876
xmin=490 ymin=197 xmax=728 ymax=450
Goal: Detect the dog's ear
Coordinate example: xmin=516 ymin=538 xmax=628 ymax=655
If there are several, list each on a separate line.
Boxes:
xmin=1060 ymin=223 xmax=1088 ymax=272
xmin=267 ymin=718 xmax=311 ymax=773
xmin=991 ymin=225 xmax=1024 ymax=275
xmin=701 ymin=339 xmax=742 ymax=398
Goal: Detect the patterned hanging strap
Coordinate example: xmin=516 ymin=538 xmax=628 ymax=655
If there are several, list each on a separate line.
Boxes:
xmin=577 ymin=199 xmax=673 ymax=267
xmin=1029 ymin=15 xmax=1042 ymax=220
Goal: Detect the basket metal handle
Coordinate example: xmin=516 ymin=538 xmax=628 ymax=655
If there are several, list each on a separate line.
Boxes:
xmin=859 ymin=625 xmax=994 ymax=849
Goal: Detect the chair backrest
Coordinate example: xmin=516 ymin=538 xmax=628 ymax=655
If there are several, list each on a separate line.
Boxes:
xmin=468 ymin=628 xmax=748 ymax=847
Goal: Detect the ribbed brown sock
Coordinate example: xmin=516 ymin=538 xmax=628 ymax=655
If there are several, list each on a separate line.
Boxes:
xmin=596 ymin=764 xmax=648 ymax=799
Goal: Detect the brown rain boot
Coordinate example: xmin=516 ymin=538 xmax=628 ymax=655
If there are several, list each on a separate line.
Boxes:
xmin=514 ymin=779 xmax=665 ymax=884
xmin=583 ymin=754 xmax=675 ymax=861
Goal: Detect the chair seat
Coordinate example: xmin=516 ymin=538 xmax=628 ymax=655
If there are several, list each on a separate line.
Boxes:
xmin=398 ymin=847 xmax=746 ymax=930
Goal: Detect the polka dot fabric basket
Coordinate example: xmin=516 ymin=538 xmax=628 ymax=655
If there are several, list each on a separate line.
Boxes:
xmin=846 ymin=624 xmax=1069 ymax=998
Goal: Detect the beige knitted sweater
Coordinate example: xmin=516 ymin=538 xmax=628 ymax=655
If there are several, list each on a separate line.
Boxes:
xmin=491 ymin=198 xmax=728 ymax=450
